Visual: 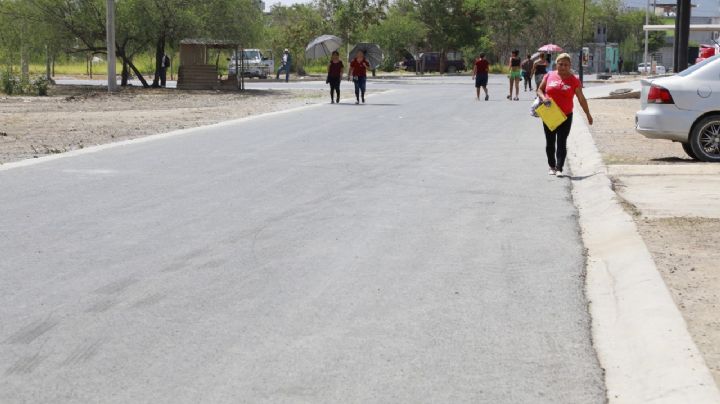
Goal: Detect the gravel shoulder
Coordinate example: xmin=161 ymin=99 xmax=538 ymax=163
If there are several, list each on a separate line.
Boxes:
xmin=588 ymin=98 xmax=720 ymax=386
xmin=0 ymin=85 xmax=325 ymax=164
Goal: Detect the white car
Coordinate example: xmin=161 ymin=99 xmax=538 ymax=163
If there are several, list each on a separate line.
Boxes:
xmin=228 ymin=49 xmax=273 ymax=79
xmin=637 ymin=62 xmax=667 ymax=75
xmin=635 ymin=54 xmax=720 ymax=162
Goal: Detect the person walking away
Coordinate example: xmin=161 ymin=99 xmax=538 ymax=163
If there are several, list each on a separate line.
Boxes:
xmin=349 ymin=51 xmax=370 ymax=104
xmin=327 ymin=51 xmax=344 ymax=104
xmin=618 ymin=56 xmax=624 ymax=74
xmin=537 ymin=53 xmax=593 ymax=177
xmin=508 ymin=50 xmax=522 ymax=100
xmin=472 ymin=53 xmax=490 ymax=101
xmin=521 ymin=54 xmax=534 ymax=92
xmin=531 ymin=52 xmax=548 ymax=90
xmin=277 ymin=49 xmax=291 ymax=82
xmin=160 ymin=53 xmax=171 ymax=88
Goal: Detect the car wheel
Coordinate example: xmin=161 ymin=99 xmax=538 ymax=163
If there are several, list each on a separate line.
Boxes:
xmin=690 ymin=115 xmax=720 ymax=162
xmin=447 ymin=66 xmax=457 ymax=74
xmin=681 ymin=142 xmax=699 ymax=160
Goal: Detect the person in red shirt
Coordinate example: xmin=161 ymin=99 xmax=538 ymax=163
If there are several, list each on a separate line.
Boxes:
xmin=349 ymin=51 xmax=371 ymax=104
xmin=472 ymin=53 xmax=490 ymax=101
xmin=537 ymin=53 xmax=593 ymax=177
xmin=326 ymin=51 xmax=344 ymax=104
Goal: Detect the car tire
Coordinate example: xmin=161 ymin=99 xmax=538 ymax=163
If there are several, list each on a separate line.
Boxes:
xmin=690 ymin=115 xmax=720 ymax=162
xmin=681 ymin=142 xmax=699 ymax=160
xmin=447 ymin=66 xmax=457 ymax=74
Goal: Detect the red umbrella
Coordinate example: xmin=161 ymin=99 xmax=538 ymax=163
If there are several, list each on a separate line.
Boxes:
xmin=538 ymin=44 xmax=564 ymax=53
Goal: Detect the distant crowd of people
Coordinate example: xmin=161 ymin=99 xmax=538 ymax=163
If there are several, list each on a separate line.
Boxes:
xmin=472 ymin=51 xmax=593 ymax=177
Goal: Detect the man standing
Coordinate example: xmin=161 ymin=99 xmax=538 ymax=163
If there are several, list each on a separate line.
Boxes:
xmin=277 ymin=49 xmax=291 ymax=82
xmin=618 ymin=56 xmax=624 ymax=74
xmin=160 ymin=53 xmax=171 ymax=88
xmin=472 ymin=53 xmax=490 ymax=101
xmin=521 ymin=54 xmax=534 ymax=92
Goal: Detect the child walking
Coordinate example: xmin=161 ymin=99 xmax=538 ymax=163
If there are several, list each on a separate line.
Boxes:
xmin=327 ymin=51 xmax=344 ymax=104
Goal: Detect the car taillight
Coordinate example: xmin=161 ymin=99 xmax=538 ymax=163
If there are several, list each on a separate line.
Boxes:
xmin=648 ymin=85 xmax=674 ymax=104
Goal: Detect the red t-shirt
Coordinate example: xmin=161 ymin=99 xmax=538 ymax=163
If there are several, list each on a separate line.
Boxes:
xmin=474 ymin=59 xmax=489 ymax=73
xmin=544 ymin=71 xmax=581 ymax=115
xmin=350 ymin=59 xmax=370 ymax=77
xmin=328 ymin=61 xmax=344 ymax=78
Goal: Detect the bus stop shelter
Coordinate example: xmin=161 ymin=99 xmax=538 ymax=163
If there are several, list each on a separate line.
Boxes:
xmin=177 ymin=39 xmax=245 ymax=90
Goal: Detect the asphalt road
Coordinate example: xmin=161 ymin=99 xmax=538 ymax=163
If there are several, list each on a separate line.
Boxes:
xmin=1 ymin=77 xmax=605 ymax=403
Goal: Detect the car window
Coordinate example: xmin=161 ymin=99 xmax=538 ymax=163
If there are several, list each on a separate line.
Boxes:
xmin=243 ymin=51 xmax=260 ymax=59
xmin=678 ymin=54 xmax=720 ymax=77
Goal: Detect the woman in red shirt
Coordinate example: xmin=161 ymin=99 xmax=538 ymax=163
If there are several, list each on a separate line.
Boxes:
xmin=537 ymin=53 xmax=593 ymax=177
xmin=349 ymin=51 xmax=371 ymax=104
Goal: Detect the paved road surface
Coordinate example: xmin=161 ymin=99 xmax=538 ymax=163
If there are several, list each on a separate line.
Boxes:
xmin=1 ymin=77 xmax=605 ymax=403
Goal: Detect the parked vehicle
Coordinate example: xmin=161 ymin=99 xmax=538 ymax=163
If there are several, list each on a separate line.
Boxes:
xmin=636 ymin=54 xmax=720 ymax=162
xmin=637 ymin=62 xmax=666 ymax=75
xmin=696 ymin=44 xmax=719 ymax=64
xmin=396 ymin=52 xmax=466 ymax=73
xmin=228 ymin=49 xmax=273 ymax=79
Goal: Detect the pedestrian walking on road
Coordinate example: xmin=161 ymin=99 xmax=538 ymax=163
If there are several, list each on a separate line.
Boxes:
xmin=531 ymin=52 xmax=549 ymax=90
xmin=508 ymin=50 xmax=522 ymax=100
xmin=349 ymin=50 xmax=370 ymax=104
xmin=327 ymin=51 xmax=344 ymax=104
xmin=521 ymin=54 xmax=534 ymax=92
xmin=618 ymin=56 xmax=624 ymax=74
xmin=277 ymin=49 xmax=291 ymax=82
xmin=472 ymin=53 xmax=490 ymax=101
xmin=537 ymin=53 xmax=593 ymax=177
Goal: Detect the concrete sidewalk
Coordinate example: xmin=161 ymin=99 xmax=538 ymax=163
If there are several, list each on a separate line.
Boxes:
xmin=609 ymin=164 xmax=720 ymax=219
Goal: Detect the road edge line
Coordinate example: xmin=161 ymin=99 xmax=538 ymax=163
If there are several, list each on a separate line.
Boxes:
xmin=567 ymin=114 xmax=720 ymax=403
xmin=0 ymin=90 xmax=395 ymax=172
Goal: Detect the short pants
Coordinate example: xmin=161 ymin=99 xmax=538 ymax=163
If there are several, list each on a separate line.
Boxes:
xmin=509 ymin=70 xmax=522 ymax=80
xmin=475 ymin=73 xmax=488 ymax=87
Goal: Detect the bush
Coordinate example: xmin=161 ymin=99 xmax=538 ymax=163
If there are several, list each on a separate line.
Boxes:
xmin=0 ymin=69 xmax=50 ymax=96
xmin=489 ymin=64 xmax=509 ymax=74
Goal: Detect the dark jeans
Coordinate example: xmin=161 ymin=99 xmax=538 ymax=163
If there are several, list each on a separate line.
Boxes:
xmin=160 ymin=68 xmax=168 ymax=87
xmin=544 ymin=113 xmax=573 ymax=172
xmin=276 ymin=65 xmax=290 ymax=82
xmin=354 ymin=76 xmax=367 ymax=100
xmin=328 ymin=77 xmax=340 ymax=100
xmin=522 ymin=71 xmax=532 ymax=90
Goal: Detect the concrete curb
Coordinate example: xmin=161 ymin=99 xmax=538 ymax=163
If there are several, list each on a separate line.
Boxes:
xmin=567 ymin=114 xmax=720 ymax=403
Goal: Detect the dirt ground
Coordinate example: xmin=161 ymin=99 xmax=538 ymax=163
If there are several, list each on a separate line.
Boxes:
xmin=0 ymin=85 xmax=325 ymax=164
xmin=588 ymin=99 xmax=720 ymax=386
xmin=637 ymin=217 xmax=720 ymax=384
xmin=588 ymin=99 xmax=691 ymax=164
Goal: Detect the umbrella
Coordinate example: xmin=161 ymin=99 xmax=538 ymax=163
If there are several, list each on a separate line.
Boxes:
xmin=305 ymin=35 xmax=343 ymax=60
xmin=348 ymin=43 xmax=383 ymax=70
xmin=538 ymin=44 xmax=564 ymax=53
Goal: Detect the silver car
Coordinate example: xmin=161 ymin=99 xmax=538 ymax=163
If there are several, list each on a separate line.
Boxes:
xmin=636 ymin=55 xmax=720 ymax=162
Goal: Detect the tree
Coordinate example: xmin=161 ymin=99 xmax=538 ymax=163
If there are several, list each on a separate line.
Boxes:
xmin=317 ymin=0 xmax=388 ymax=53
xmin=365 ymin=5 xmax=426 ymax=69
xmin=265 ymin=4 xmax=328 ymax=73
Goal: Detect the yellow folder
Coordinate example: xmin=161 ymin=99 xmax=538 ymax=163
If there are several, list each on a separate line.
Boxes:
xmin=536 ymin=99 xmax=567 ymax=131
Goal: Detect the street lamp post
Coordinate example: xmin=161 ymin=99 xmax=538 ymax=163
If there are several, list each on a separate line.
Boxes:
xmin=579 ymin=0 xmax=586 ymax=83
xmin=106 ymin=0 xmax=117 ymax=92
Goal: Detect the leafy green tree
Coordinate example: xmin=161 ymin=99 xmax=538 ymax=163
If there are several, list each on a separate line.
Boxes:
xmin=316 ymin=0 xmax=388 ymax=51
xmin=264 ymin=4 xmax=328 ymax=72
xmin=365 ymin=5 xmax=427 ymax=69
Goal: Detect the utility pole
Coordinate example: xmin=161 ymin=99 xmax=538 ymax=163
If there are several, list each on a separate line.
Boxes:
xmin=677 ymin=0 xmax=691 ymax=71
xmin=106 ymin=0 xmax=117 ymax=92
xmin=644 ymin=0 xmax=650 ymax=75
